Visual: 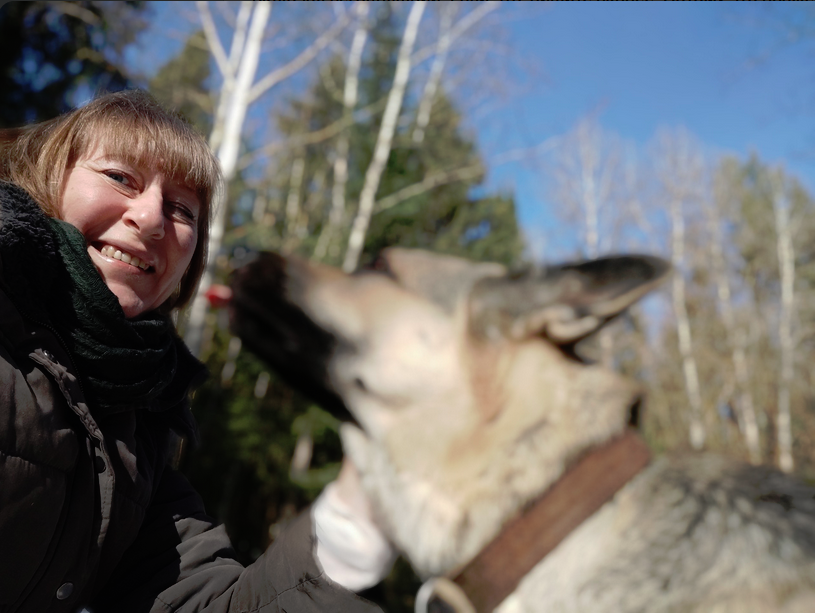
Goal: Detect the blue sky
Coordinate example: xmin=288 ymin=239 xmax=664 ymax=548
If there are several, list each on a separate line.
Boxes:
xmin=479 ymin=2 xmax=815 ymax=235
xmin=129 ymin=2 xmax=815 ymax=255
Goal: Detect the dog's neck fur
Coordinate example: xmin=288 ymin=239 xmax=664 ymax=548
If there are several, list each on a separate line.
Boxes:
xmin=342 ymin=338 xmax=641 ymax=579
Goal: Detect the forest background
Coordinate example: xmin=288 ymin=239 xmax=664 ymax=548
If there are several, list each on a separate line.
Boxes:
xmin=3 ymin=2 xmax=815 ymax=610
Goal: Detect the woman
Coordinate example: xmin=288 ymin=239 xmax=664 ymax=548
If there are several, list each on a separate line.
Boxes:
xmin=0 ymin=90 xmax=392 ymax=613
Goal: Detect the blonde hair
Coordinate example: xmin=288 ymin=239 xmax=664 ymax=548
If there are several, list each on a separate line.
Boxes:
xmin=0 ymin=90 xmax=222 ymax=312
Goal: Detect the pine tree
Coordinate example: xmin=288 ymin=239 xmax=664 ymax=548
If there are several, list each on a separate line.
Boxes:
xmin=251 ymin=2 xmax=524 ymax=268
xmin=0 ymin=1 xmax=146 ymax=126
xmin=148 ymin=30 xmax=212 ymax=135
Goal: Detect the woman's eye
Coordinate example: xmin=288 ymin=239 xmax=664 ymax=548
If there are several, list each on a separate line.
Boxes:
xmin=105 ymin=171 xmax=131 ymax=186
xmin=166 ymin=202 xmax=197 ymax=223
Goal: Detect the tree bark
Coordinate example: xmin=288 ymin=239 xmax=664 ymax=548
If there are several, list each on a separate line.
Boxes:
xmin=670 ymin=193 xmax=706 ymax=450
xmin=184 ymin=2 xmax=348 ymax=356
xmin=705 ymin=186 xmax=761 ymax=462
xmin=773 ymin=171 xmax=795 ymax=473
xmin=185 ymin=0 xmax=271 ymax=357
xmin=342 ymin=0 xmax=427 ymax=273
xmin=314 ymin=1 xmax=370 ymax=262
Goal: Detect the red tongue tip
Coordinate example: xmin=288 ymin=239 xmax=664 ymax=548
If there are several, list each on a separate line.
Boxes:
xmin=204 ymin=284 xmax=233 ymax=308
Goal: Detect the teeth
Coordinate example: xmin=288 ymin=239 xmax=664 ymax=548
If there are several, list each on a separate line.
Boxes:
xmin=101 ymin=245 xmax=150 ymax=270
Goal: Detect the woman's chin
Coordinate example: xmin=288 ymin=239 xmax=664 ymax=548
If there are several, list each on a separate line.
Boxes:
xmin=108 ymin=287 xmax=151 ymax=319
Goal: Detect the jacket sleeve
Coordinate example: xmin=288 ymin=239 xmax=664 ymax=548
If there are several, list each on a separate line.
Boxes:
xmin=90 ymin=464 xmax=383 ymax=613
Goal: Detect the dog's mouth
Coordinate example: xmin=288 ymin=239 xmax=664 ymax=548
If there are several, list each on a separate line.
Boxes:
xmin=227 ymin=252 xmax=357 ymax=424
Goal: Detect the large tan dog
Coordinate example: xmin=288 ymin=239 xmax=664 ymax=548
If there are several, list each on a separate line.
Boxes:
xmin=229 ymin=248 xmax=815 ymax=613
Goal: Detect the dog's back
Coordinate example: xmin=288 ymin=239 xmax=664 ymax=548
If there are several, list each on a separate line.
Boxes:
xmin=504 ymin=454 xmax=815 ymax=612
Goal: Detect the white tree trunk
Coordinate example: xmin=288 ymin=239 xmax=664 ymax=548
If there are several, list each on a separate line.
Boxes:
xmin=314 ymin=1 xmax=370 ymax=262
xmin=773 ymin=172 xmax=795 ymax=473
xmin=185 ymin=0 xmax=271 ymax=357
xmin=704 ymin=195 xmax=761 ymax=463
xmin=184 ymin=3 xmax=349 ymax=356
xmin=410 ymin=1 xmax=500 ymax=142
xmin=216 ymin=2 xmax=270 ymax=183
xmin=284 ymin=156 xmax=306 ymax=240
xmin=343 ymin=0 xmax=427 ymax=273
xmin=670 ymin=195 xmax=706 ymax=450
xmin=412 ymin=2 xmax=454 ymax=144
xmin=198 ymin=1 xmax=253 ymax=154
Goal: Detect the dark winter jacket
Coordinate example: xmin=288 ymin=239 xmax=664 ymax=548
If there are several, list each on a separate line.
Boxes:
xmin=0 ymin=183 xmax=380 ymax=613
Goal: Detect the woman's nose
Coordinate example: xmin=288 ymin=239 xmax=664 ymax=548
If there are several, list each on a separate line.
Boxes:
xmin=124 ymin=186 xmax=165 ymax=240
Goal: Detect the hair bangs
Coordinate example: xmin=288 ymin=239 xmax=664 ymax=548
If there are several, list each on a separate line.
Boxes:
xmin=72 ymin=108 xmax=221 ymax=210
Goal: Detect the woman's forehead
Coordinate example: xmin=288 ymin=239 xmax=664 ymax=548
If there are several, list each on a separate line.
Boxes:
xmin=76 ymin=138 xmax=200 ymax=190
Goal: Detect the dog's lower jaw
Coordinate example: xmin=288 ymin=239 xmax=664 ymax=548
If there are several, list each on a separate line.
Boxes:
xmin=336 ymin=364 xmax=639 ymax=580
xmin=340 ymin=423 xmax=592 ymax=580
xmin=341 ymin=423 xmax=477 ymax=577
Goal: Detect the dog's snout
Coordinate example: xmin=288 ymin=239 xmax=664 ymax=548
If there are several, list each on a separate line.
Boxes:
xmin=204 ymin=284 xmax=233 ymax=308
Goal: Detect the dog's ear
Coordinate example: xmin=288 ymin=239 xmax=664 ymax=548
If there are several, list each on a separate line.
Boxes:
xmin=469 ymin=255 xmax=670 ymax=344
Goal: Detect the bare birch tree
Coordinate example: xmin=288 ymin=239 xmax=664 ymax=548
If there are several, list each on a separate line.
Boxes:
xmin=772 ymin=169 xmax=796 ymax=473
xmin=709 ymin=170 xmax=762 ymax=463
xmin=655 ymin=128 xmax=706 ymax=450
xmin=313 ymin=1 xmax=370 ymax=262
xmin=342 ymin=0 xmax=427 ymax=272
xmin=411 ymin=2 xmax=456 ymax=145
xmin=183 ymin=1 xmax=351 ymax=356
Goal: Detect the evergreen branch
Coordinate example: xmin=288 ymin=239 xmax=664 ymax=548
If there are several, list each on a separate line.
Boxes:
xmin=237 ymin=97 xmax=388 ymax=171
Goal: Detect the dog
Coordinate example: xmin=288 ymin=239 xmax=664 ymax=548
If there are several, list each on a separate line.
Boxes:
xmin=229 ymin=248 xmax=815 ymax=612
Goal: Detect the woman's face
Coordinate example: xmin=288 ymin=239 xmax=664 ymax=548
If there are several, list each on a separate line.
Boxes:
xmin=60 ymin=147 xmax=201 ymax=318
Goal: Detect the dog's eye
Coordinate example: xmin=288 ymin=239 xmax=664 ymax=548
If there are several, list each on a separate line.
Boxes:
xmin=353 ymin=377 xmax=367 ymax=392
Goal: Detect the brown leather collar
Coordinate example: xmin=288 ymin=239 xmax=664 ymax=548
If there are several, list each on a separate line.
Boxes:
xmin=422 ymin=429 xmax=651 ymax=613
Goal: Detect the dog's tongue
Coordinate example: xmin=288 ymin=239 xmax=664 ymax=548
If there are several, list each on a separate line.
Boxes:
xmin=204 ymin=284 xmax=233 ymax=308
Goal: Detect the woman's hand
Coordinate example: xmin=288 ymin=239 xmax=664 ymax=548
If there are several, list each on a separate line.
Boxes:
xmin=312 ymin=457 xmax=397 ymax=591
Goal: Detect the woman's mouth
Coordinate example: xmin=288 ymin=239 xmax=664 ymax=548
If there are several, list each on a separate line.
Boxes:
xmin=99 ymin=245 xmax=152 ymax=271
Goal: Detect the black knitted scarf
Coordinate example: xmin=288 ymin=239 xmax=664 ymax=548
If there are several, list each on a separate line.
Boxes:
xmin=0 ymin=182 xmax=203 ymax=416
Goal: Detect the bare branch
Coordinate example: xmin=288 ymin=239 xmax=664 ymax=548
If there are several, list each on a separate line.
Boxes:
xmin=375 ymin=164 xmax=484 ymax=212
xmin=237 ymin=96 xmax=388 ymax=171
xmin=247 ymin=6 xmax=352 ymax=104
xmin=490 ymin=136 xmax=560 ymax=165
xmin=371 ymin=136 xmax=559 ymax=221
xmin=447 ymin=1 xmax=502 ymax=43
xmin=196 ymin=1 xmax=230 ymax=77
xmin=50 ymin=1 xmax=100 ymax=25
xmin=411 ymin=0 xmax=501 ymax=65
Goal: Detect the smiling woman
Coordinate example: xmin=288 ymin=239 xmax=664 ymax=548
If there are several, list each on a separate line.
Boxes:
xmin=0 ymin=90 xmax=384 ymax=613
xmin=2 ymin=90 xmax=219 ymax=313
xmin=60 ymin=149 xmax=201 ymax=317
